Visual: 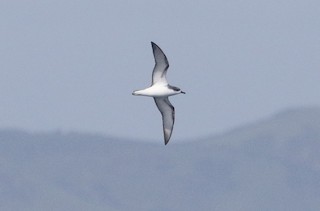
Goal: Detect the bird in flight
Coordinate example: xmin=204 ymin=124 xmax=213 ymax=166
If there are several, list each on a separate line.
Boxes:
xmin=132 ymin=42 xmax=185 ymax=145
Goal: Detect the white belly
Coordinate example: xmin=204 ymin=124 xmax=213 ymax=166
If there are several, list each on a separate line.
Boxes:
xmin=134 ymin=84 xmax=177 ymax=97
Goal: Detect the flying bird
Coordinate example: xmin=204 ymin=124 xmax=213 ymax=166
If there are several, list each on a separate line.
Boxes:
xmin=132 ymin=42 xmax=185 ymax=145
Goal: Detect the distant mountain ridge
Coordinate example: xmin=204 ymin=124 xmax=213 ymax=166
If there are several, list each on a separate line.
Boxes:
xmin=0 ymin=107 xmax=320 ymax=211
xmin=2 ymin=106 xmax=320 ymax=144
xmin=203 ymin=106 xmax=320 ymax=144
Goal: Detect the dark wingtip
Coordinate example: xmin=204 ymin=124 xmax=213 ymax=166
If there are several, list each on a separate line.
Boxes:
xmin=164 ymin=136 xmax=170 ymax=145
xmin=151 ymin=41 xmax=159 ymax=49
xmin=151 ymin=42 xmax=156 ymax=52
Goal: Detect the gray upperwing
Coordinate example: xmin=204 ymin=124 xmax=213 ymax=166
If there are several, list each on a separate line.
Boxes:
xmin=154 ymin=97 xmax=175 ymax=145
xmin=151 ymin=42 xmax=169 ymax=85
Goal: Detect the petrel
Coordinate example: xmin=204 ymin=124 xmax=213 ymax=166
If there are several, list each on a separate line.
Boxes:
xmin=132 ymin=42 xmax=185 ymax=145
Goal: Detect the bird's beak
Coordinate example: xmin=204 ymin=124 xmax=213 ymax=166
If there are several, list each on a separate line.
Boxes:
xmin=181 ymin=91 xmax=186 ymax=94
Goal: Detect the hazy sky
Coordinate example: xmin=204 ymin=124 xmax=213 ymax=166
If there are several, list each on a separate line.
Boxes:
xmin=0 ymin=0 xmax=319 ymax=141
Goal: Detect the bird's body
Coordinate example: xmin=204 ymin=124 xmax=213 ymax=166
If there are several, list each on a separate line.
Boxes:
xmin=132 ymin=42 xmax=185 ymax=145
xmin=132 ymin=83 xmax=181 ymax=97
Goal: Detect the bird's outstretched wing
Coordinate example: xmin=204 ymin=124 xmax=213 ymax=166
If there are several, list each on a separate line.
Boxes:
xmin=154 ymin=97 xmax=175 ymax=145
xmin=151 ymin=42 xmax=169 ymax=85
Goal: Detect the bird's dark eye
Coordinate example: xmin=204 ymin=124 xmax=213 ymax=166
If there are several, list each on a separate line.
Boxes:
xmin=168 ymin=85 xmax=180 ymax=91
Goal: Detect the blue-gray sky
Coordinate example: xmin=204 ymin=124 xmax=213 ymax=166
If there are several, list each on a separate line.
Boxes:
xmin=0 ymin=0 xmax=319 ymax=141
